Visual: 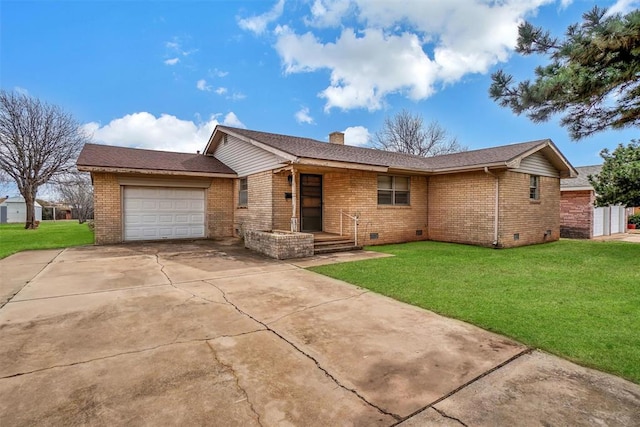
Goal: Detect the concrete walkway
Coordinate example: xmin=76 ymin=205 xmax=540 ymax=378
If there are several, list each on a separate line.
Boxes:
xmin=593 ymin=232 xmax=640 ymax=243
xmin=0 ymin=240 xmax=638 ymax=426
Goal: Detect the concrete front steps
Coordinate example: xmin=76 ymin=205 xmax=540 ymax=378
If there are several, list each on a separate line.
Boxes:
xmin=312 ymin=233 xmax=362 ymax=254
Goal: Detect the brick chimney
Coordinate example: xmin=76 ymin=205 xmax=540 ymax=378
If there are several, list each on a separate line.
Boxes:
xmin=329 ymin=131 xmax=345 ymax=145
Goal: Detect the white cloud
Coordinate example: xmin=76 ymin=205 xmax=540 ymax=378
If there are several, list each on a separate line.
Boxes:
xmin=305 ymin=0 xmax=352 ymax=27
xmin=229 ymin=92 xmax=247 ymax=101
xmin=222 ymin=112 xmax=246 ymax=128
xmin=238 ymin=0 xmax=285 ymax=35
xmin=211 ymin=68 xmax=229 ymax=78
xmin=344 ymin=126 xmax=370 ymax=146
xmin=83 ymin=112 xmax=241 ymax=153
xmin=272 ymin=0 xmax=555 ymax=111
xmin=196 ymin=79 xmax=212 ymax=91
xmin=559 ymin=0 xmax=573 ymax=9
xmin=294 ymin=107 xmax=314 ymax=124
xmin=276 ymin=27 xmax=438 ymax=111
xmin=215 ymin=87 xmax=228 ymax=95
xmin=606 ymin=0 xmax=639 ymax=16
xmin=164 ymin=37 xmax=198 ymax=65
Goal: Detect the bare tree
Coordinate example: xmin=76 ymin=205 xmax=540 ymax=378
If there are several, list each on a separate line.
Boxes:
xmin=0 ymin=171 xmax=12 ymax=197
xmin=373 ymin=109 xmax=466 ymax=157
xmin=56 ymin=172 xmax=94 ymax=224
xmin=0 ymin=90 xmax=89 ymax=228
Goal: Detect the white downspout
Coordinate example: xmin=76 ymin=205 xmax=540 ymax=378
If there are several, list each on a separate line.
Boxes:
xmin=291 ymin=166 xmax=297 ymax=232
xmin=484 ymin=167 xmax=499 ymax=247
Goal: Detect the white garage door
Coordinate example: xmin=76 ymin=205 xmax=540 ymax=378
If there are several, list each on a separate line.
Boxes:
xmin=123 ymin=187 xmax=205 ymax=241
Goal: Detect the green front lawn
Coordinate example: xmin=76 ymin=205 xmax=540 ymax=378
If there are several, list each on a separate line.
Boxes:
xmin=310 ymin=240 xmax=640 ymax=383
xmin=0 ymin=221 xmax=94 ymax=259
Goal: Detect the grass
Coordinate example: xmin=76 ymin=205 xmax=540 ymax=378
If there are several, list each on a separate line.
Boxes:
xmin=310 ymin=240 xmax=640 ymax=383
xmin=0 ymin=221 xmax=94 ymax=259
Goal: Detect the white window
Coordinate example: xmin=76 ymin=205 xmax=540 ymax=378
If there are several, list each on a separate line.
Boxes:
xmin=529 ymin=175 xmax=540 ymax=200
xmin=378 ymin=176 xmax=410 ymax=206
xmin=238 ymin=178 xmax=248 ymax=206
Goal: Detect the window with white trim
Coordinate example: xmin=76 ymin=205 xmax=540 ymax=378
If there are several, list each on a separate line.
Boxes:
xmin=377 ymin=175 xmax=410 ymax=205
xmin=529 ymin=175 xmax=540 ymax=200
xmin=238 ymin=178 xmax=248 ymax=206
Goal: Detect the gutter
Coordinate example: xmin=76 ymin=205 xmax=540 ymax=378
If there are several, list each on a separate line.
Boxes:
xmin=76 ymin=165 xmax=237 ymax=179
xmin=484 ymin=167 xmax=500 ymax=247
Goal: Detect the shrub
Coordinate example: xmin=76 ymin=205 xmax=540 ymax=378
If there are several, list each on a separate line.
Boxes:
xmin=628 ymin=213 xmax=640 ymax=226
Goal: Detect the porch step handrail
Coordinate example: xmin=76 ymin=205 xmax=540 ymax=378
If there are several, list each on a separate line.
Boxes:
xmin=339 ymin=210 xmax=360 ymax=246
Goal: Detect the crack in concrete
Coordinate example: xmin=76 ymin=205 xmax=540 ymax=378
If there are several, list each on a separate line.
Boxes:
xmin=266 ymin=290 xmax=370 ymax=326
xmin=0 ymin=330 xmax=263 ymax=380
xmin=432 ymin=407 xmax=468 ymax=427
xmin=4 ymin=283 xmax=172 ymax=304
xmin=204 ymin=280 xmax=402 ymax=421
xmin=206 ymin=341 xmax=263 ymax=427
xmin=391 ymin=348 xmax=534 ymax=426
xmin=154 ymin=255 xmax=263 ymax=312
xmin=1 ymin=249 xmax=65 ymax=309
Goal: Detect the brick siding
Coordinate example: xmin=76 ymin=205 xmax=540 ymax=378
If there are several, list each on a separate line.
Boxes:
xmin=234 ymin=171 xmax=274 ymax=235
xmin=237 ymin=169 xmax=429 ymax=245
xmin=207 ymin=178 xmax=234 ymax=238
xmin=92 ymin=172 xmax=122 ymax=244
xmin=428 ymin=171 xmax=495 ymax=246
xmin=272 ymin=172 xmax=292 ymax=230
xmin=428 ymin=170 xmax=560 ymax=247
xmin=244 ymin=229 xmax=313 ymax=259
xmin=560 ymin=190 xmax=594 ymax=239
xmin=499 ymin=171 xmax=560 ymax=247
xmin=325 ymin=171 xmax=428 ymax=246
xmin=92 ymin=167 xmax=562 ymax=249
xmin=91 ymin=173 xmax=234 ymax=244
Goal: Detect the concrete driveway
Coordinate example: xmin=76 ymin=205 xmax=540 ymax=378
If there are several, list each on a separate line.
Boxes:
xmin=1 ymin=240 xmax=638 ymax=426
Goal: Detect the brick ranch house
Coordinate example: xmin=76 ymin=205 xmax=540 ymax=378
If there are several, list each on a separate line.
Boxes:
xmin=560 ymin=165 xmax=627 ymax=239
xmin=77 ymin=125 xmax=577 ymax=249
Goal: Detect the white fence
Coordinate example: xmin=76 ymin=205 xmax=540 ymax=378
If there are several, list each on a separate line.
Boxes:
xmin=593 ymin=205 xmax=626 ymax=237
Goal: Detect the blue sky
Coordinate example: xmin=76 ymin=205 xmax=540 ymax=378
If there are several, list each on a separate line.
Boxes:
xmin=2 ymin=0 xmax=639 ymax=181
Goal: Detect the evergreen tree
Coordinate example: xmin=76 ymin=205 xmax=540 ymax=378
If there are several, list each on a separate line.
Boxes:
xmin=490 ymin=7 xmax=640 ymax=140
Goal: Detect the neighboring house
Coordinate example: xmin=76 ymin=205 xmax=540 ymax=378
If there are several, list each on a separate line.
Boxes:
xmin=560 ymin=165 xmax=626 ymax=238
xmin=40 ymin=203 xmax=73 ymax=221
xmin=0 ymin=196 xmax=43 ymax=224
xmin=77 ymin=126 xmax=577 ymax=248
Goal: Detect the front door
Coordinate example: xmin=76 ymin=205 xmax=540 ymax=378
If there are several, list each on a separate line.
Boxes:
xmin=300 ymin=174 xmax=322 ymax=232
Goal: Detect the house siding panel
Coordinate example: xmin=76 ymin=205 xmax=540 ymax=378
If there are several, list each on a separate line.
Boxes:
xmin=214 ymin=135 xmax=286 ymax=177
xmin=513 ymin=151 xmax=559 ymax=178
xmin=499 ymin=171 xmax=560 ymax=247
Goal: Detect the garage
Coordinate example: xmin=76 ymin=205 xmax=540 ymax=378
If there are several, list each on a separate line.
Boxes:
xmin=123 ymin=187 xmax=206 ymax=241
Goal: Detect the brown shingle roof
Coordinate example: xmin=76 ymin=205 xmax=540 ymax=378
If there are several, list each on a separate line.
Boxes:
xmin=77 ymin=143 xmax=236 ymax=175
xmin=217 ymin=126 xmax=552 ymax=172
xmin=561 ymin=165 xmax=601 ymax=190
